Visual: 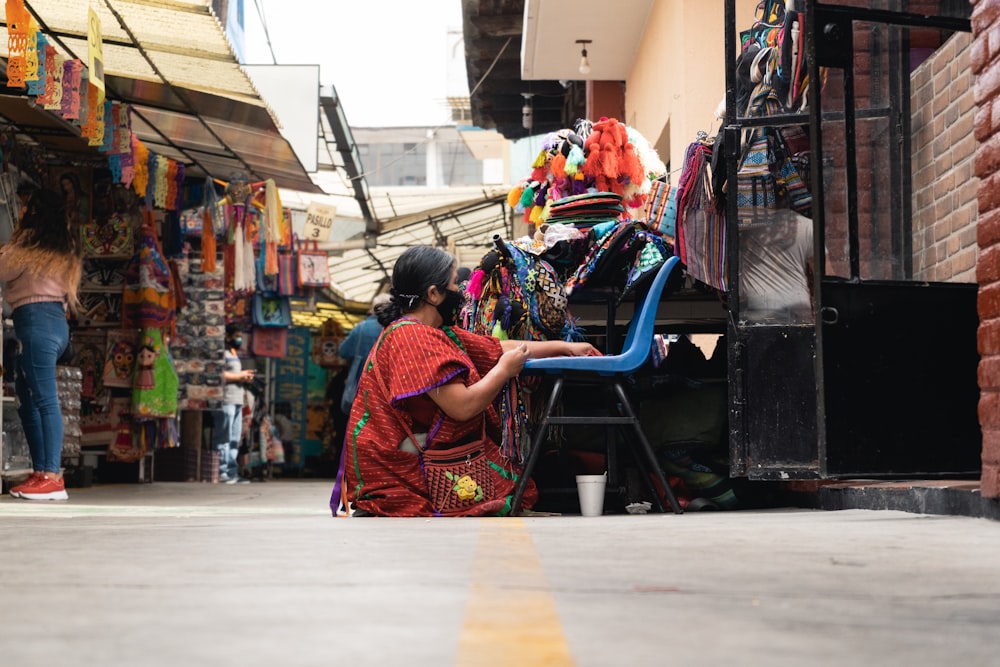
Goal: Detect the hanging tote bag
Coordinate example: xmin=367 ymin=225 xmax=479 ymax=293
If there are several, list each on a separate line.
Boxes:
xmin=296 ymin=238 xmax=331 ymax=288
xmin=770 ymin=130 xmax=812 ymax=217
xmin=276 ymin=249 xmax=297 ymax=296
xmin=251 ymin=326 xmax=288 ymax=357
xmin=736 ymin=129 xmax=778 ymax=214
xmin=252 ymin=293 xmax=292 ymax=328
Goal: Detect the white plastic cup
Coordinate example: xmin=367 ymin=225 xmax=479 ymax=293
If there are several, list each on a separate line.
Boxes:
xmin=575 ymin=474 xmax=607 ymax=517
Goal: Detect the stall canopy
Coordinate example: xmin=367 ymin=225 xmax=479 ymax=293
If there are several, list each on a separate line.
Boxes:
xmin=327 ymin=187 xmax=511 ymax=307
xmin=0 ymin=0 xmax=320 ymax=192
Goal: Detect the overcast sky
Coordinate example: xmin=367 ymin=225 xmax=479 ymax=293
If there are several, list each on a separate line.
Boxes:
xmin=242 ymin=0 xmax=466 ymax=128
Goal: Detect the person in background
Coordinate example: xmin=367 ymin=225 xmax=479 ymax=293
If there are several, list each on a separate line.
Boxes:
xmin=59 ymin=172 xmax=88 ymax=229
xmin=215 ymin=324 xmax=254 ymax=484
xmin=337 ymin=245 xmax=600 ymax=517
xmin=738 ymin=204 xmax=817 ymax=325
xmin=2 ymin=190 xmax=82 ymax=500
xmin=338 ymin=293 xmax=392 ymax=417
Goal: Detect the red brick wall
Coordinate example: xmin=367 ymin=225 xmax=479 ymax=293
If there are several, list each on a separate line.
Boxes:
xmin=912 ymin=32 xmax=979 ymax=282
xmin=972 ymin=0 xmax=1000 ymax=498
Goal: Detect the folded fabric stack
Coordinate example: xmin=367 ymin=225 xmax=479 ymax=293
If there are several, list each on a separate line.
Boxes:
xmin=546 ymin=192 xmax=624 ymax=228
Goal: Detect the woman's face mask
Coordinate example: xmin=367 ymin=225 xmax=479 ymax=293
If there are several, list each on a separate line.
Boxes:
xmin=435 ymin=288 xmax=464 ymax=326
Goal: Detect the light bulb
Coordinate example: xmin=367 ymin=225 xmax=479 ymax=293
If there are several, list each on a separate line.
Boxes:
xmin=579 ymin=51 xmax=591 ymax=75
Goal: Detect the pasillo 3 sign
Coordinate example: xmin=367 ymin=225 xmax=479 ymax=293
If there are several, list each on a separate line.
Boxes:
xmin=302 ymin=202 xmax=336 ymax=241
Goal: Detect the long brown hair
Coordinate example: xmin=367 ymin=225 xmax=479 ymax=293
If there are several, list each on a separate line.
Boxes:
xmin=7 ymin=189 xmax=83 ymax=311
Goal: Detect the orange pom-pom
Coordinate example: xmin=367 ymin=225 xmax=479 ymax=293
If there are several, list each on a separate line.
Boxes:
xmin=507 ymin=186 xmax=524 ymax=208
xmin=550 ymin=153 xmax=567 ymax=179
xmin=598 ymin=148 xmax=619 ymax=178
xmin=583 ymin=147 xmax=602 ymax=177
xmin=621 ymin=144 xmax=644 ymax=185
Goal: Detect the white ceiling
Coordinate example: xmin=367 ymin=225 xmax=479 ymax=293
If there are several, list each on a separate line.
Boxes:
xmin=521 ymin=0 xmax=654 ymax=81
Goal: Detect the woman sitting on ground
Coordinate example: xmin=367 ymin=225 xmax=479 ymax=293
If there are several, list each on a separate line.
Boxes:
xmin=340 ymin=245 xmax=600 ymax=517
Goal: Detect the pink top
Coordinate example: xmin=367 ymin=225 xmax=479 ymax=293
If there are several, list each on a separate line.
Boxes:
xmin=0 ymin=246 xmax=69 ymax=311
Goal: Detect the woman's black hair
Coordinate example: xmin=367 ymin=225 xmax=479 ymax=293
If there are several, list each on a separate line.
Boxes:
xmin=60 ymin=172 xmax=83 ymax=197
xmin=17 ymin=189 xmax=77 ymax=255
xmin=379 ymin=246 xmax=456 ymax=326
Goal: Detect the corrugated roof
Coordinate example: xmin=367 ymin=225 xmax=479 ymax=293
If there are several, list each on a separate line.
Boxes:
xmin=0 ymin=0 xmax=319 ymax=192
xmin=327 ymin=190 xmax=512 ymax=305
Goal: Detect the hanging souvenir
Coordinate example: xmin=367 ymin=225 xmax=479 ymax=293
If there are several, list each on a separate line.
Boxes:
xmin=60 ymin=58 xmax=82 ymax=120
xmin=5 ymin=0 xmax=29 ymax=88
xmin=43 ymin=53 xmax=64 ymax=110
xmin=262 ymin=179 xmax=282 ymax=275
xmin=132 ymin=328 xmax=179 ymax=419
xmin=24 ymin=17 xmax=38 ymax=87
xmin=276 ymin=248 xmax=297 ymax=295
xmin=81 ymin=213 xmax=134 ymax=257
xmin=76 ymin=293 xmax=123 ymax=326
xmin=311 ymin=319 xmax=345 ymax=368
xmin=252 ymin=293 xmax=292 ymax=328
xmin=72 ymin=333 xmax=106 ymax=399
xmin=296 ymin=238 xmax=331 ymax=288
xmin=80 ymin=260 xmax=126 ymax=292
xmin=224 ymin=289 xmax=253 ymax=328
xmin=121 ymin=218 xmax=176 ymax=332
xmin=101 ymin=329 xmax=138 ymax=389
xmin=36 ymin=42 xmax=56 ymax=104
xmin=251 ymin=326 xmax=288 ymax=358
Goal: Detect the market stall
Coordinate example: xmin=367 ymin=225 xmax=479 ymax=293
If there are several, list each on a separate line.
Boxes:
xmin=0 ymin=0 xmax=346 ymax=489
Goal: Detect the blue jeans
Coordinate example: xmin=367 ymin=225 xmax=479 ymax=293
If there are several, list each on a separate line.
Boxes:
xmin=213 ymin=404 xmax=242 ymax=480
xmin=13 ymin=302 xmax=70 ymax=474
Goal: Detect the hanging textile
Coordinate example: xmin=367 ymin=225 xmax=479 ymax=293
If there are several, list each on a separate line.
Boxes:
xmin=676 ymin=141 xmax=727 ymax=291
xmin=132 ymin=328 xmax=179 ymax=419
xmin=263 ymin=179 xmax=282 ymax=275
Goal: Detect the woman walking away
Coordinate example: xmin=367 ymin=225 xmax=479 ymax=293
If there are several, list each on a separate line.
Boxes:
xmin=1 ymin=189 xmax=82 ymax=500
xmin=339 ymin=245 xmax=600 ymax=516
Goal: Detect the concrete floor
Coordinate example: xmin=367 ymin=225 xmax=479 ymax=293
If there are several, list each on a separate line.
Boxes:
xmin=1 ymin=480 xmax=999 ymax=666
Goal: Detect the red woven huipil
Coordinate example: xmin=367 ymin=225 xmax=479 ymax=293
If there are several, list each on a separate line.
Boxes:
xmin=344 ymin=319 xmax=536 ymax=516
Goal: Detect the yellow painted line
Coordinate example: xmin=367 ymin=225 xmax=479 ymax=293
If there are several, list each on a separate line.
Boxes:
xmin=457 ymin=518 xmax=574 ymax=667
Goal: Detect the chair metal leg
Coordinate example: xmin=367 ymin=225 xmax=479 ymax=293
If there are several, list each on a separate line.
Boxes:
xmin=511 ymin=377 xmax=564 ymax=516
xmin=612 ymin=382 xmax=684 ymax=514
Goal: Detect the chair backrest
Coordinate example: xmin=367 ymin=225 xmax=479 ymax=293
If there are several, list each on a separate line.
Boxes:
xmin=616 ymin=255 xmax=680 ymax=363
xmin=523 ymin=255 xmax=679 ymax=375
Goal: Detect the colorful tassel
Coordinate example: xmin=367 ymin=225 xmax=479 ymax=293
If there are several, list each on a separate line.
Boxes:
xmin=550 ymin=153 xmax=567 ymax=179
xmin=519 ymin=185 xmax=535 ymax=209
xmin=263 ymin=179 xmax=282 ymax=275
xmin=507 ymin=185 xmax=523 ymax=208
xmin=202 ymin=207 xmax=217 ymax=273
xmin=565 ymin=144 xmax=585 ymax=175
xmin=466 ymin=269 xmax=486 ymax=300
xmin=529 ymin=205 xmax=544 ymax=224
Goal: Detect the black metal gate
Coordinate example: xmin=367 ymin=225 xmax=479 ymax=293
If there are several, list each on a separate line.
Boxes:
xmin=724 ymin=0 xmax=980 ymax=480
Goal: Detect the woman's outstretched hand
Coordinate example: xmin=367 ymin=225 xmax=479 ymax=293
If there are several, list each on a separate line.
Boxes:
xmin=566 ymin=342 xmax=602 ymax=357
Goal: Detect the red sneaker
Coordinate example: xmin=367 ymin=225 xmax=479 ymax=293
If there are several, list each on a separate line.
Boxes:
xmin=9 ymin=472 xmax=43 ymax=498
xmin=18 ymin=475 xmax=69 ymax=501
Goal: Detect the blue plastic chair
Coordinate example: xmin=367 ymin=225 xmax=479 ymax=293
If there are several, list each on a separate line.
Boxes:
xmin=511 ymin=256 xmax=684 ymax=515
